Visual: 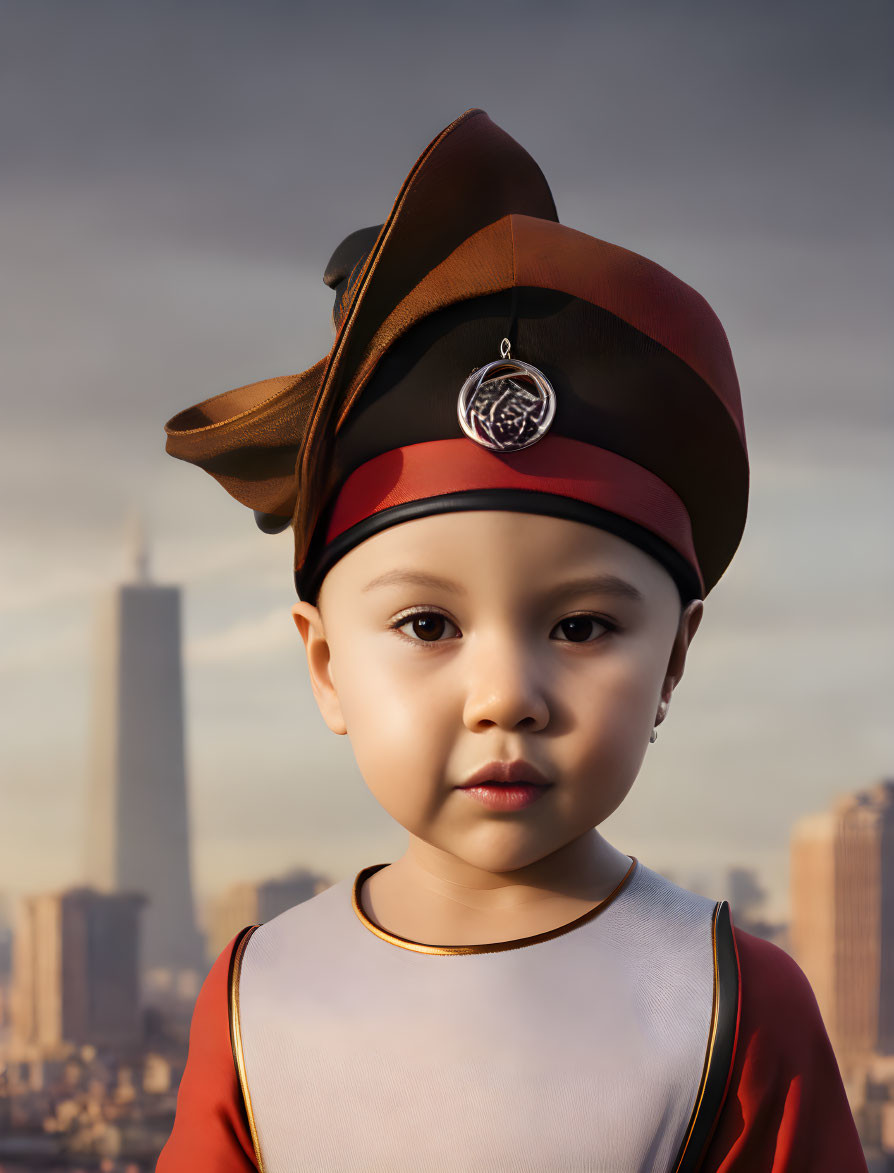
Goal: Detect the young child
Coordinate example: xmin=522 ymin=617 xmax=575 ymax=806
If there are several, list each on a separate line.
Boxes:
xmin=157 ymin=110 xmax=866 ymax=1171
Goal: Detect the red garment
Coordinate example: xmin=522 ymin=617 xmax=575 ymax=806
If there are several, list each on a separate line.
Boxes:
xmin=156 ymin=925 xmax=867 ymax=1172
xmin=156 ymin=932 xmax=257 ymax=1171
xmin=699 ymin=927 xmax=867 ymax=1172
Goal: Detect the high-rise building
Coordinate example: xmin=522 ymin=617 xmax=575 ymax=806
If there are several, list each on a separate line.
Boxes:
xmin=11 ymin=888 xmax=144 ymax=1055
xmin=790 ymin=778 xmax=894 ymax=1074
xmin=84 ymin=517 xmax=205 ymax=975
xmin=205 ymin=868 xmax=332 ymax=960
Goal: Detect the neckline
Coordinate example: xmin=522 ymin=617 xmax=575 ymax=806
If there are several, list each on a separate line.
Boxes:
xmin=351 ymin=855 xmax=638 ymax=955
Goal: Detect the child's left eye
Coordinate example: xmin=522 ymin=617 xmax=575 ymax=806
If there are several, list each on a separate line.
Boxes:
xmin=551 ymin=615 xmax=615 ymax=643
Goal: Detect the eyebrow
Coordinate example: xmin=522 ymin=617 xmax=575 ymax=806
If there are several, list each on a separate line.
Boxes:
xmin=361 ymin=569 xmax=644 ymax=604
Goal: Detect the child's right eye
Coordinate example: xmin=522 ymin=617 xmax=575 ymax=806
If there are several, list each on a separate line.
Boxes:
xmin=391 ymin=611 xmax=460 ymax=644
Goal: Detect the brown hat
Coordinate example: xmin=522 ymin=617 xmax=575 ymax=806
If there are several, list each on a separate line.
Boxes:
xmin=164 ymin=108 xmax=748 ymax=605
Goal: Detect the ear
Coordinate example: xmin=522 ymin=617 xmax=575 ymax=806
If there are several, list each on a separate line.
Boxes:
xmin=291 ymin=601 xmax=348 ymax=736
xmin=658 ymin=599 xmax=704 ymax=714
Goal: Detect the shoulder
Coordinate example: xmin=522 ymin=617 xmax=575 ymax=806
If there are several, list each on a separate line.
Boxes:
xmin=735 ymin=925 xmax=819 ymax=1014
xmin=156 ymin=929 xmax=261 ymax=1172
xmin=728 ymin=924 xmax=852 ymax=1105
xmin=182 ymin=926 xmax=257 ymax=1085
xmin=192 ymin=928 xmax=247 ymax=1059
xmin=732 ymin=926 xmax=831 ymax=1071
xmin=698 ymin=924 xmax=867 ymax=1172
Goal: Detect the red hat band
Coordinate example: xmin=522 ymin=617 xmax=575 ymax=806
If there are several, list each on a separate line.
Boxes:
xmin=315 ymin=434 xmax=704 ymax=599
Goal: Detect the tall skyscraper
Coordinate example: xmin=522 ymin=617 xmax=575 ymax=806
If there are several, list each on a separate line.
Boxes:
xmin=84 ymin=517 xmax=205 ymax=976
xmin=790 ymin=778 xmax=894 ymax=1073
xmin=11 ymin=888 xmax=144 ymax=1054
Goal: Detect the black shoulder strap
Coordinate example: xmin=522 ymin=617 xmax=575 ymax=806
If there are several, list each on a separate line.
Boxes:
xmin=670 ymin=900 xmax=741 ymax=1172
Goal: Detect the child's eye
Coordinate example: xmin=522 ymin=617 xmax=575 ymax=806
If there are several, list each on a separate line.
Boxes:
xmin=551 ymin=614 xmax=616 ymax=643
xmin=392 ymin=611 xmax=460 ymax=644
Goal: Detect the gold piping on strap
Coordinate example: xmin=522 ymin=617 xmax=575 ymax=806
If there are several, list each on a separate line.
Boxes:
xmin=228 ymin=924 xmax=265 ymax=1172
xmin=671 ymin=900 xmax=721 ymax=1173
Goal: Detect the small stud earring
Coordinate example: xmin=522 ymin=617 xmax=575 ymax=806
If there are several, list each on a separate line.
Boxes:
xmin=649 ymin=727 xmax=658 ymax=744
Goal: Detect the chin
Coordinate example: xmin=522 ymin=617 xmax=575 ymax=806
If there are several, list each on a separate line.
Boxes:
xmin=444 ymin=830 xmax=560 ymax=875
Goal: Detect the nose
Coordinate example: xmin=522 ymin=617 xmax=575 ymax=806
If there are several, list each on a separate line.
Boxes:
xmin=461 ymin=634 xmax=550 ymax=733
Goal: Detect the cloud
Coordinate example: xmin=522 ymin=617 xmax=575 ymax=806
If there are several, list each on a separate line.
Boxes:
xmin=186 ymin=604 xmax=298 ymax=665
xmin=0 ymin=624 xmax=88 ymax=674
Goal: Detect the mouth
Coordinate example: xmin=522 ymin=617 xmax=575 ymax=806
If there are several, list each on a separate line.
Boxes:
xmin=455 ymin=760 xmax=554 ymax=810
xmin=457 ymin=760 xmax=553 ymax=790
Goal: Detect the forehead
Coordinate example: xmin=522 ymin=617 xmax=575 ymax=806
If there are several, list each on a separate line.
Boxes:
xmin=317 ymin=510 xmax=677 ymax=610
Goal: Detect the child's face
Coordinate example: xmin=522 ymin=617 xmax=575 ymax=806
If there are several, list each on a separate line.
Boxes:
xmin=292 ymin=510 xmax=701 ymax=874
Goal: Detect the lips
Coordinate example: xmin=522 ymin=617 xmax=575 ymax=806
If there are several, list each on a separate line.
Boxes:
xmin=457 ymin=760 xmax=553 ymax=789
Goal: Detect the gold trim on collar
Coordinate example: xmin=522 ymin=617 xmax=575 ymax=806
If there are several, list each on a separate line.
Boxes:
xmin=229 ymin=924 xmax=265 ymax=1172
xmin=351 ymin=855 xmax=638 ymax=955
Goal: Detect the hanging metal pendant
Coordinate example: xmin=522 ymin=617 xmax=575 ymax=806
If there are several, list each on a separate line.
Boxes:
xmin=457 ymin=338 xmax=556 ymax=452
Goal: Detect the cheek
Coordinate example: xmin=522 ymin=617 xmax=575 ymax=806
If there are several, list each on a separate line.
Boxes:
xmin=337 ymin=633 xmax=455 ymax=722
xmin=330 ymin=640 xmax=455 ymax=812
xmin=571 ymin=648 xmax=658 ymax=720
xmin=335 ymin=640 xmax=439 ymax=736
xmin=565 ymin=651 xmax=661 ymax=769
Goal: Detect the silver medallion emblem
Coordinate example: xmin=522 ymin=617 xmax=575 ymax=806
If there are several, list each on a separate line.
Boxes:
xmin=457 ymin=339 xmax=556 ymax=452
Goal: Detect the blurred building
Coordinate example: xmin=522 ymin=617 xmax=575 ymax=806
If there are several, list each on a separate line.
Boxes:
xmin=790 ymin=778 xmax=894 ymax=1076
xmin=205 ymin=868 xmax=332 ymax=959
xmin=10 ymin=888 xmax=144 ymax=1056
xmin=849 ymin=1054 xmax=894 ymax=1165
xmin=721 ymin=865 xmax=788 ymax=948
xmin=726 ymin=866 xmax=765 ymax=923
xmin=84 ymin=516 xmax=204 ymax=975
xmin=0 ymin=897 xmax=12 ymax=1033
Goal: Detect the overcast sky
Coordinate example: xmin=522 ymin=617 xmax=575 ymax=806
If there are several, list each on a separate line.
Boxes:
xmin=1 ymin=0 xmax=891 ymax=926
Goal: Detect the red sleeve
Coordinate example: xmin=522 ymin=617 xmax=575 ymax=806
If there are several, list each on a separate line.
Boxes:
xmin=156 ymin=932 xmax=259 ymax=1172
xmin=699 ymin=925 xmax=867 ymax=1172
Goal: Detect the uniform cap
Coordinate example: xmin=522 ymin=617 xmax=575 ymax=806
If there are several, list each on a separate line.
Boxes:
xmin=164 ymin=108 xmax=748 ymax=605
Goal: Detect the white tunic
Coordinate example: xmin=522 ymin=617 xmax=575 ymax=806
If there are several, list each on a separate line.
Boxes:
xmin=233 ymin=857 xmax=724 ymax=1173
